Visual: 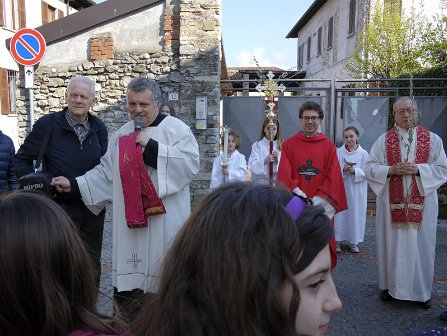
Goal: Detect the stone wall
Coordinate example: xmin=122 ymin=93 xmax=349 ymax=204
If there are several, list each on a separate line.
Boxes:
xmin=14 ymin=0 xmax=221 ymax=207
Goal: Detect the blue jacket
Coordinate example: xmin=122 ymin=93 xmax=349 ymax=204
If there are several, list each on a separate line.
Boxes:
xmin=0 ymin=131 xmax=18 ymax=194
xmin=14 ymin=108 xmax=108 ymax=200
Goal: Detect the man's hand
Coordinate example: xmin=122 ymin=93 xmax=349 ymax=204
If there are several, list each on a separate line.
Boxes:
xmin=136 ymin=132 xmax=150 ymax=147
xmin=51 ymin=176 xmax=72 ymax=192
xmin=389 ymin=162 xmax=419 ymax=176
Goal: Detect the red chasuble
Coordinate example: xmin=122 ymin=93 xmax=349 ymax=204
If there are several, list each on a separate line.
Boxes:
xmin=277 ymin=132 xmax=347 ymax=269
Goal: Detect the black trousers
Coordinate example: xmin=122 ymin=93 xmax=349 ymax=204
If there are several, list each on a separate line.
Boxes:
xmin=59 ymin=201 xmax=105 ymax=288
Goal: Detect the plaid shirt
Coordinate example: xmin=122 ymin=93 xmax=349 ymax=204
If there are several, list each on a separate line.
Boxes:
xmin=65 ymin=111 xmax=90 ymax=144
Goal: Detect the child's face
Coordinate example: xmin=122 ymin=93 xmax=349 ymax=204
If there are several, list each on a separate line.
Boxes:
xmin=264 ymin=123 xmax=277 ymax=140
xmin=280 ymin=245 xmax=341 ymax=336
xmin=343 ymin=130 xmax=358 ymax=148
xmin=227 ymin=135 xmax=237 ymax=153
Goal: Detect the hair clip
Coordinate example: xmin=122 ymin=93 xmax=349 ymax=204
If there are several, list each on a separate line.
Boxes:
xmin=284 ymin=195 xmax=309 ymax=221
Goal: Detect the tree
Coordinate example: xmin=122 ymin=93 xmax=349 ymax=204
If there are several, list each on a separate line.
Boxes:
xmin=345 ymin=1 xmax=426 ymax=79
xmin=421 ymin=15 xmax=447 ymax=69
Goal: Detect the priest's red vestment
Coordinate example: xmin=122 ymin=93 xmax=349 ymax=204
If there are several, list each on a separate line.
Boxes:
xmin=277 ymin=132 xmax=347 ymax=269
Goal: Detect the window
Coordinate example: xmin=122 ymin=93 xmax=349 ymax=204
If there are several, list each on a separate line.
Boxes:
xmin=328 ymin=16 xmax=333 ymax=49
xmin=48 ymin=5 xmax=56 ymax=21
xmin=317 ymin=26 xmax=322 ymax=56
xmin=41 ymin=1 xmax=57 ymax=24
xmin=8 ymin=70 xmax=16 ymax=113
xmin=0 ymin=68 xmax=17 ymax=115
xmin=0 ymin=0 xmax=4 ymax=26
xmin=348 ymin=0 xmax=356 ymax=35
xmin=306 ymin=36 xmax=311 ymax=63
xmin=298 ymin=44 xmax=304 ymax=69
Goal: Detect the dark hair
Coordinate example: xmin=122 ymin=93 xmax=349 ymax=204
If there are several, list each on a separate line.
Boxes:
xmin=343 ymin=126 xmax=359 ymax=137
xmin=159 ymin=101 xmax=176 ymax=117
xmin=126 ymin=77 xmax=161 ymax=105
xmin=222 ymin=130 xmax=241 ymax=150
xmin=0 ymin=191 xmax=125 ymax=335
xmin=132 ymin=182 xmax=331 ymax=336
xmin=299 ymin=101 xmax=324 ymax=119
xmin=259 ymin=118 xmax=283 ymax=150
xmin=343 ymin=126 xmax=360 ymax=144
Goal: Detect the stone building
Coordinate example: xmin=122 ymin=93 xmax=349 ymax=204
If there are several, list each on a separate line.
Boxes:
xmin=13 ymin=0 xmax=221 ymax=204
xmin=1 ymin=0 xmax=95 ymax=150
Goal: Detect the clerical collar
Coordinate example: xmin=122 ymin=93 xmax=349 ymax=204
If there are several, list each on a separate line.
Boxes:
xmin=301 ymin=131 xmax=319 ymax=137
xmin=148 ymin=112 xmax=167 ymax=127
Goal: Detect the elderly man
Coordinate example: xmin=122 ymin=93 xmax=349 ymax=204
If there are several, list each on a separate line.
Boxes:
xmin=52 ymin=77 xmax=200 ymax=319
xmin=277 ymin=101 xmax=347 ymax=269
xmin=365 ymin=97 xmax=447 ymax=309
xmin=14 ymin=76 xmax=108 ymax=286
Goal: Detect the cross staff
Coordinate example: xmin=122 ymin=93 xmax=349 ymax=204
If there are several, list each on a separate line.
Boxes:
xmin=221 ymin=126 xmax=230 ymax=185
xmin=256 ymin=71 xmax=286 ymax=186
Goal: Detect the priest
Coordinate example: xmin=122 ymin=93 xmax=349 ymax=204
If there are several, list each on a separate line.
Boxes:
xmin=277 ymin=101 xmax=347 ymax=269
xmin=365 ymin=97 xmax=447 ymax=309
xmin=51 ymin=77 xmax=200 ymax=320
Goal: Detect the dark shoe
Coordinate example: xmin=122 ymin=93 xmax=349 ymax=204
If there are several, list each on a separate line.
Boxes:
xmin=380 ymin=290 xmax=393 ymax=301
xmin=440 ymin=310 xmax=447 ymax=320
xmin=419 ymin=299 xmax=431 ymax=309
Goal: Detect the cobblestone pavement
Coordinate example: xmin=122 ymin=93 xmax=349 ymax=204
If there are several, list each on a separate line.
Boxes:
xmin=329 ymin=217 xmax=447 ymax=336
xmin=97 ymin=208 xmax=447 ymax=335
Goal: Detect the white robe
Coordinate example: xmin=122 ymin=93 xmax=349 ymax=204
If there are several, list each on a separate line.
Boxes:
xmin=248 ymin=138 xmax=281 ymax=185
xmin=334 ymin=145 xmax=368 ymax=244
xmin=76 ymin=116 xmax=200 ymax=293
xmin=365 ymin=127 xmax=447 ymax=302
xmin=210 ymin=150 xmax=247 ymax=189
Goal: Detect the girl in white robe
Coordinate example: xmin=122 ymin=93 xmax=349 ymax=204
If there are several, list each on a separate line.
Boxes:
xmin=334 ymin=126 xmax=368 ymax=253
xmin=248 ymin=118 xmax=282 ymax=185
xmin=210 ymin=130 xmax=247 ymax=189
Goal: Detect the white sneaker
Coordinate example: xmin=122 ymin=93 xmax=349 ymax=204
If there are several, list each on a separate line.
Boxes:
xmin=336 ymin=242 xmax=341 ymax=253
xmin=350 ymin=244 xmax=359 ymax=253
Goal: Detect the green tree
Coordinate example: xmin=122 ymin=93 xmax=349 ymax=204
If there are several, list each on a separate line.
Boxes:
xmin=345 ymin=1 xmax=426 ymax=79
xmin=421 ymin=15 xmax=447 ymax=68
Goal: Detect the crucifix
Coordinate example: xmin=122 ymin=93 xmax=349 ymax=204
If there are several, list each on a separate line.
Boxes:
xmin=256 ymin=71 xmax=286 ymax=186
xmin=127 ymin=253 xmax=143 ymax=268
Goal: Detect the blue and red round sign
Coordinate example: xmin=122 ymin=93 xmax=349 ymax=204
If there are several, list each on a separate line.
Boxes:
xmin=10 ymin=28 xmax=46 ymax=66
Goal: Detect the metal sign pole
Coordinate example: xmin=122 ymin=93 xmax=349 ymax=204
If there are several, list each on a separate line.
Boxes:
xmin=24 ymin=66 xmax=35 ymax=129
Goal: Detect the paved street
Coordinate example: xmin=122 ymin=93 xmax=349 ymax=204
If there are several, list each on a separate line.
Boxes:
xmin=330 ymin=216 xmax=447 ymax=335
xmin=97 ymin=208 xmax=447 ymax=335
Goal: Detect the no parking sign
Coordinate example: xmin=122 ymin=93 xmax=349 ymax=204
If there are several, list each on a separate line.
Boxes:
xmin=10 ymin=28 xmax=46 ymax=66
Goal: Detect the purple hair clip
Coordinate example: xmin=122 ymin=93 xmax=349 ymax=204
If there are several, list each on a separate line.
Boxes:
xmin=284 ymin=196 xmax=307 ymax=221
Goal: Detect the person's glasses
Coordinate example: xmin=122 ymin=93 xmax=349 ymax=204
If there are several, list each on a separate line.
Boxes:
xmin=396 ymin=108 xmax=417 ymax=115
xmin=301 ymin=116 xmax=320 ymax=122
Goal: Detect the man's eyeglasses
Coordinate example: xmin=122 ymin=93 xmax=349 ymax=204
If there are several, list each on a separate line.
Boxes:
xmin=301 ymin=116 xmax=320 ymax=122
xmin=396 ymin=108 xmax=417 ymax=115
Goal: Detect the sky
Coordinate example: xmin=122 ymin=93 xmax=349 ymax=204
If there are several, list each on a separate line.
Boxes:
xmin=93 ymin=0 xmax=315 ymax=69
xmin=222 ymin=0 xmax=314 ymax=69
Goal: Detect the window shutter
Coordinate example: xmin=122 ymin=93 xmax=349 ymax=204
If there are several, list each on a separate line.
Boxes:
xmin=41 ymin=1 xmax=49 ymax=25
xmin=58 ymin=9 xmax=64 ymax=19
xmin=0 ymin=68 xmax=11 ymax=115
xmin=0 ymin=0 xmax=5 ymax=27
xmin=18 ymin=0 xmax=25 ymax=28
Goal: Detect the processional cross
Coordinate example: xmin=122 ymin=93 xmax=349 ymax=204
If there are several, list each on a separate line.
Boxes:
xmin=255 ymin=71 xmax=286 ymax=186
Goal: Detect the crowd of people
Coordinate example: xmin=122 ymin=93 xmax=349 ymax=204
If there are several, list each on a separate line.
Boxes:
xmin=1 ymin=75 xmax=447 ymax=335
